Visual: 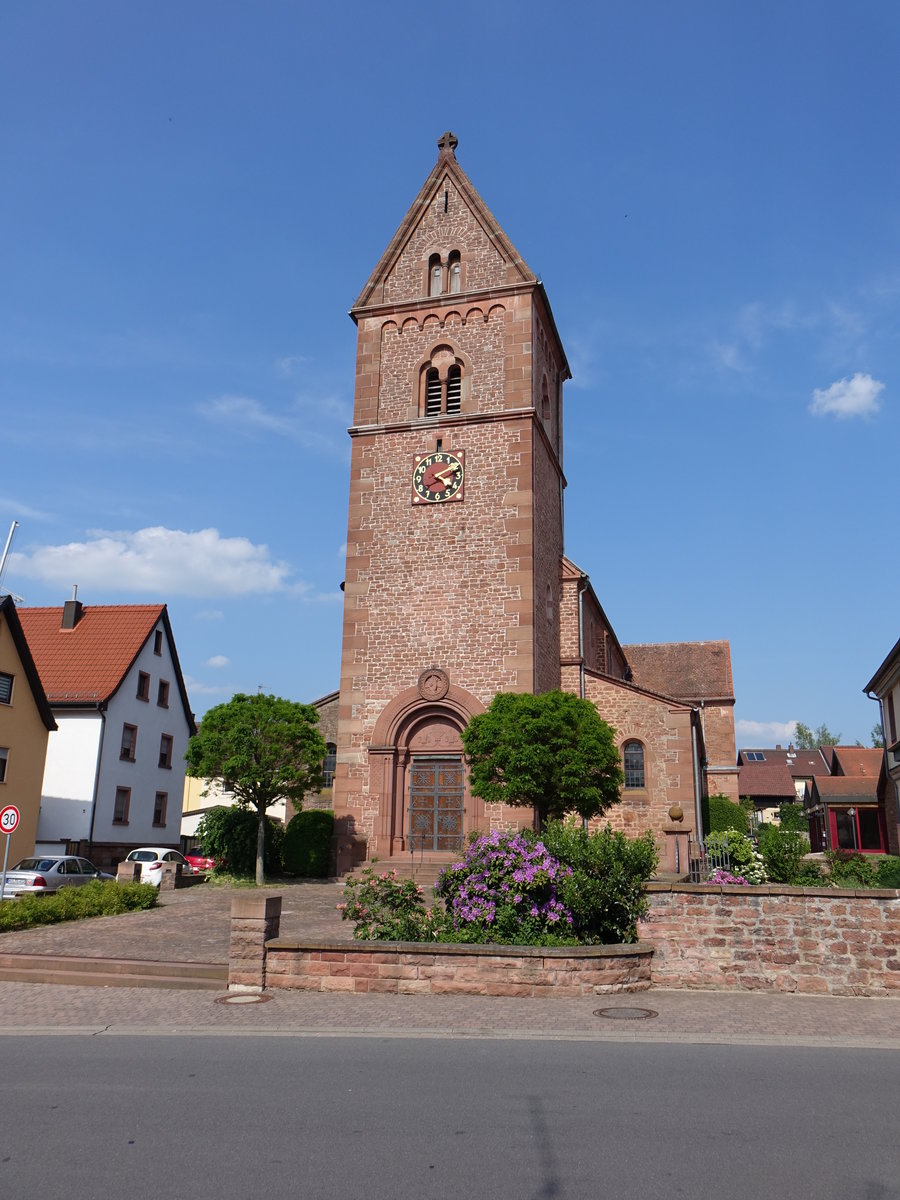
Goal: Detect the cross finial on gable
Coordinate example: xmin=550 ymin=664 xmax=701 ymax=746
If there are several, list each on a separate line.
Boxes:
xmin=437 ymin=130 xmax=458 ymax=158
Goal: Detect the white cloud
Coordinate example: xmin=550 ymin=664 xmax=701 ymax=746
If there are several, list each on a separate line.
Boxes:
xmin=195 ymin=609 xmax=224 ymax=621
xmin=0 ymin=498 xmax=54 ymax=522
xmin=206 ymin=655 xmax=230 ymax=668
xmin=182 ymin=674 xmax=232 ymax=697
xmin=276 ymin=354 xmax=309 ymax=377
xmin=735 ymin=719 xmax=799 ymax=746
xmin=10 ymin=527 xmax=298 ymax=598
xmin=199 ymin=392 xmax=351 ymax=452
xmin=809 ymin=373 xmax=884 ymax=419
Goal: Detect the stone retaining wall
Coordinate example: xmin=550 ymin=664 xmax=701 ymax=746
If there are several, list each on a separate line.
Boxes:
xmin=263 ymin=939 xmax=652 ymax=997
xmin=640 ymin=884 xmax=900 ymax=997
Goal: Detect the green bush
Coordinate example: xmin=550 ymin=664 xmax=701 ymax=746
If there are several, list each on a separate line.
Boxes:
xmin=339 ymin=868 xmax=443 ymax=941
xmin=283 ymin=810 xmax=334 ymax=877
xmin=539 ymin=820 xmax=659 ymax=944
xmin=875 ymin=857 xmax=900 ymax=888
xmin=703 ymin=794 xmax=749 ymax=835
xmin=0 ymin=880 xmax=157 ymax=932
xmin=759 ymin=826 xmax=810 ymax=884
xmin=777 ymin=802 xmax=809 ymax=833
xmin=197 ymin=806 xmax=284 ymax=878
xmin=705 ymin=830 xmax=767 ymax=884
xmin=825 ymin=850 xmax=879 ymax=888
xmin=791 ymin=860 xmax=826 ymax=886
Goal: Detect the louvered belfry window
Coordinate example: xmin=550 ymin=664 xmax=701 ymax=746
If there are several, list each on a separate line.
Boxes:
xmin=425 ymin=369 xmax=442 ymax=417
xmin=446 ymin=366 xmax=461 ymax=413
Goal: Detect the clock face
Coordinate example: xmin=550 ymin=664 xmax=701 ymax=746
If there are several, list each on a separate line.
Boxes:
xmin=412 ymin=450 xmax=465 ymax=505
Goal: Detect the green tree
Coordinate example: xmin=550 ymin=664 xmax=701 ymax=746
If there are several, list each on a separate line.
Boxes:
xmin=185 ymin=693 xmax=327 ymax=885
xmin=777 ymin=801 xmax=808 ymax=832
xmin=461 ymin=690 xmax=623 ymax=829
xmin=793 ymin=721 xmax=841 ymax=749
xmin=872 ymin=723 xmax=885 ymax=749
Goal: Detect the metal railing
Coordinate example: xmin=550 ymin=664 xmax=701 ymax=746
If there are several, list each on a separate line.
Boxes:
xmin=687 ymin=837 xmax=731 ymax=883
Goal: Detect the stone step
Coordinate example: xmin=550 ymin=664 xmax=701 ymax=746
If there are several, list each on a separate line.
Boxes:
xmin=0 ymin=952 xmax=227 ymax=991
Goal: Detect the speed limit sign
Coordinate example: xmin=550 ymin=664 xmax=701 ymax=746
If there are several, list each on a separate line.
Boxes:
xmin=0 ymin=805 xmax=19 ymax=835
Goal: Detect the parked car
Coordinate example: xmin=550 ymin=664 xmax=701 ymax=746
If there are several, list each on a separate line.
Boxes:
xmin=183 ymin=848 xmax=217 ymax=872
xmin=0 ymin=856 xmax=115 ymax=898
xmin=123 ymin=847 xmax=194 ymax=886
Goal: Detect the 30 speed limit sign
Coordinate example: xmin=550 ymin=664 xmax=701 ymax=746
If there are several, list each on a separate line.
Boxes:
xmin=0 ymin=805 xmax=19 ymax=835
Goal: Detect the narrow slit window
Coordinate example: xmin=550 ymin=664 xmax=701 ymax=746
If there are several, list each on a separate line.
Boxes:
xmin=425 ymin=369 xmax=442 ymax=417
xmin=446 ymin=366 xmax=462 ymax=413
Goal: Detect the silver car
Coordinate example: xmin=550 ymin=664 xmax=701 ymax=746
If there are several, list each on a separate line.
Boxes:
xmin=0 ymin=856 xmax=115 ymax=898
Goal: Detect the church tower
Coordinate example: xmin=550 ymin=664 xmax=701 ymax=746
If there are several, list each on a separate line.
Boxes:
xmin=333 ymin=133 xmax=571 ymax=860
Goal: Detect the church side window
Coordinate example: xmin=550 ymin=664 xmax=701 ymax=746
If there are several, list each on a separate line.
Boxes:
xmin=448 ymin=250 xmax=461 ymax=294
xmin=623 ymin=740 xmax=645 ymax=789
xmin=322 ymin=743 xmax=337 ymax=788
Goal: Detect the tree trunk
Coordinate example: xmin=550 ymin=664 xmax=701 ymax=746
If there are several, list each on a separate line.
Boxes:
xmin=256 ymin=805 xmax=266 ymax=886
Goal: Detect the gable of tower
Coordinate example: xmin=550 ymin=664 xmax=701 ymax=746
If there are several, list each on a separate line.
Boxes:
xmin=353 ymin=133 xmax=536 ymax=312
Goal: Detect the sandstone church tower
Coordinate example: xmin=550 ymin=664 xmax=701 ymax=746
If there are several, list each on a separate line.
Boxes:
xmin=332 ymin=132 xmax=571 ymax=858
xmin=331 ymin=133 xmax=739 ymax=870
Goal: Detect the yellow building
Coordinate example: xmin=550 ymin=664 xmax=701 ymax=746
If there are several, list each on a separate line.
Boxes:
xmin=0 ymin=596 xmax=57 ymax=865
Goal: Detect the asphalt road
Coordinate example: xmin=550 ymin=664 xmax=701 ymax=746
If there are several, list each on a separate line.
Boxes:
xmin=2 ymin=1036 xmax=898 ymax=1199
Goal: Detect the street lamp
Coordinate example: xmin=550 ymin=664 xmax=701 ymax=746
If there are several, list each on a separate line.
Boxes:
xmin=847 ymin=807 xmax=857 ymax=852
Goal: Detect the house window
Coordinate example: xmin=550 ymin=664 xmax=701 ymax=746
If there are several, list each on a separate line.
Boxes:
xmin=623 ymin=740 xmax=645 ymax=789
xmin=0 ymin=672 xmax=12 ymax=704
xmin=322 ymin=742 xmax=337 ymax=788
xmin=137 ymin=672 xmax=150 ymax=701
xmin=154 ymin=629 xmax=163 ymax=655
xmin=153 ymin=791 xmax=168 ymax=826
xmin=158 ymin=734 xmax=173 ymax=769
xmin=888 ymin=693 xmax=897 ymax=744
xmin=157 ymin=679 xmax=170 ymax=708
xmin=0 ymin=747 xmax=7 ymax=783
xmin=745 ymin=752 xmax=766 ymax=762
xmin=120 ymin=724 xmax=137 ymax=762
xmin=113 ymin=787 xmax=131 ymax=824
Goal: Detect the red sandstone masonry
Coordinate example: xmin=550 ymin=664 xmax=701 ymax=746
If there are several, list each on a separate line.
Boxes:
xmin=640 ymin=885 xmax=900 ymax=997
xmin=263 ymin=940 xmax=652 ymax=998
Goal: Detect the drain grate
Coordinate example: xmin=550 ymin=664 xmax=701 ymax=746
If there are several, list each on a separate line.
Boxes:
xmin=593 ymin=1006 xmax=658 ymax=1021
xmin=215 ymin=992 xmax=273 ymax=1005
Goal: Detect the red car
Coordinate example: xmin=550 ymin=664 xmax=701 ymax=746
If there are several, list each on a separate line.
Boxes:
xmin=183 ymin=848 xmax=217 ymax=872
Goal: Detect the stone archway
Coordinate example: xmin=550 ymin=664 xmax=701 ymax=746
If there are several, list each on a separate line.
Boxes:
xmin=367 ymin=683 xmax=485 ymax=856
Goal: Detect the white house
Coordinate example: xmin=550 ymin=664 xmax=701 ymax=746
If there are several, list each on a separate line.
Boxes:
xmin=18 ymin=597 xmax=196 ymax=870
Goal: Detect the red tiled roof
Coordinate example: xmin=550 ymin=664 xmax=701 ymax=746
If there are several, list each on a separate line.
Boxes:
xmin=812 ymin=775 xmax=879 ymax=802
xmin=830 ymin=746 xmax=883 ymax=777
xmin=18 ymin=604 xmax=165 ymax=704
xmin=623 ymin=641 xmax=734 ymax=702
xmin=737 ymin=762 xmax=798 ymax=799
xmin=738 ymin=748 xmax=831 ymax=777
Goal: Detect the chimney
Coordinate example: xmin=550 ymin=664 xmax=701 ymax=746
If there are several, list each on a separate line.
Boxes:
xmin=61 ymin=584 xmax=83 ymax=630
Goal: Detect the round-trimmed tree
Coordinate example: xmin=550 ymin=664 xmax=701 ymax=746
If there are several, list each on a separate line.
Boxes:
xmin=185 ymin=693 xmax=327 ymax=885
xmin=461 ymin=690 xmax=623 ymax=829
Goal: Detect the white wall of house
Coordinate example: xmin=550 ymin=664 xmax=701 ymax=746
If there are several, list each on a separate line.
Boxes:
xmin=93 ymin=621 xmax=191 ymax=848
xmin=36 ymin=712 xmax=102 ymax=844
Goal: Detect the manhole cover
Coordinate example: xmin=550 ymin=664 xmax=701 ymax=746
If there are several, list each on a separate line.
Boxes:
xmin=593 ymin=1006 xmax=658 ymax=1021
xmin=215 ymin=992 xmax=273 ymax=1005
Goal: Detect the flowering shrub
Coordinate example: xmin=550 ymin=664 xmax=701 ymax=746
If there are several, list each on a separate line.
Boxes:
xmin=434 ymin=830 xmax=576 ymax=945
xmin=707 ymin=868 xmax=749 ymax=886
xmin=705 ymin=829 xmax=767 ymax=884
xmin=338 ymin=868 xmax=443 ymax=941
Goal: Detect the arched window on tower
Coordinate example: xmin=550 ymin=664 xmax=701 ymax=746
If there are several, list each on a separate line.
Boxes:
xmin=448 ymin=250 xmax=461 ymax=294
xmin=541 ymin=376 xmax=551 ymax=424
xmin=424 ymin=368 xmax=442 ymax=417
xmin=623 ymin=741 xmax=645 ymax=789
xmin=446 ymin=365 xmax=462 ymax=413
xmin=428 ymin=253 xmax=442 ymax=297
xmin=419 ymin=346 xmax=467 ymax=418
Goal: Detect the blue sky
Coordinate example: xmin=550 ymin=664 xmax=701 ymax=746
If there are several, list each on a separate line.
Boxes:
xmin=2 ymin=1 xmax=897 ymax=746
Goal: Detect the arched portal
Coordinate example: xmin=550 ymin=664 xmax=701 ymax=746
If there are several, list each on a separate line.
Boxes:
xmin=367 ymin=683 xmax=485 ymax=856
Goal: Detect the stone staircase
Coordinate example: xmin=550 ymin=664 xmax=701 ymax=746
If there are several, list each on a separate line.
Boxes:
xmin=341 ymin=852 xmax=458 ymax=892
xmin=0 ymin=952 xmax=228 ymax=990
